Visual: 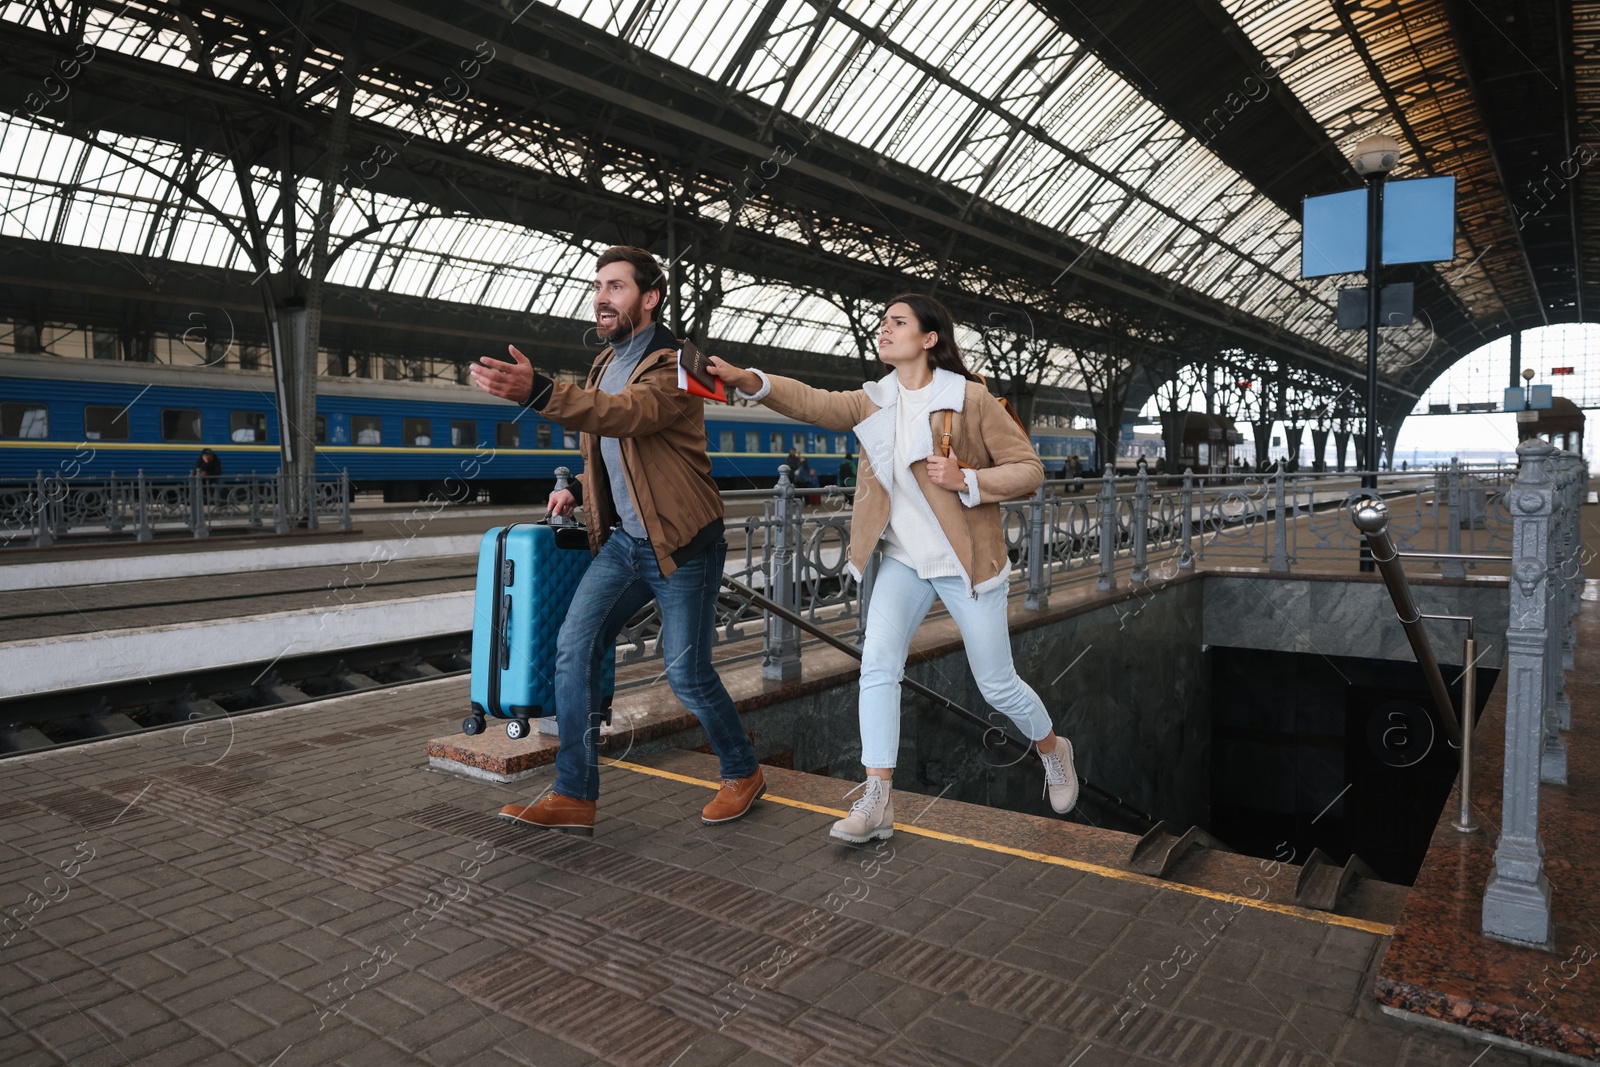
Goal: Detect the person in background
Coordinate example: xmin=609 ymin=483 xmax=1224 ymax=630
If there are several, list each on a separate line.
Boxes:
xmin=194 ymin=448 xmax=222 ymax=477
xmin=707 ymin=292 xmax=1079 ymax=844
xmin=837 ymin=451 xmax=857 ymax=487
xmin=837 ymin=450 xmax=858 ymax=508
xmin=469 ymin=245 xmax=763 ymax=837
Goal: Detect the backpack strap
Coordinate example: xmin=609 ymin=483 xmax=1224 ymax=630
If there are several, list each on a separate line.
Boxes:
xmin=941 ymin=409 xmax=974 ymax=471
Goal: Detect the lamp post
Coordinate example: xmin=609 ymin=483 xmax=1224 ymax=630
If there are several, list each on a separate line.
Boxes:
xmin=1353 ymin=134 xmax=1400 ymax=572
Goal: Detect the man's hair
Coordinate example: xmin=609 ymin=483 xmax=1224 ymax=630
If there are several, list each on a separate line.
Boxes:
xmin=596 ymin=246 xmax=668 ymax=314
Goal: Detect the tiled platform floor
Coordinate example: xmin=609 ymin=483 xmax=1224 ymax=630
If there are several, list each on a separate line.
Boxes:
xmin=0 ymin=676 xmax=1553 ymax=1066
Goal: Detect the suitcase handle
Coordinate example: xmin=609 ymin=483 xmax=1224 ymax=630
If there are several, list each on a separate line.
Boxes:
xmin=498 ymin=593 xmax=512 ymax=670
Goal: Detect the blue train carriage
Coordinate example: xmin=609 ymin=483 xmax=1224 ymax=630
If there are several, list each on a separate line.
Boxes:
xmin=1030 ymin=424 xmax=1099 ymax=476
xmin=704 ymin=402 xmax=857 ymax=488
xmin=3 ymin=352 xmax=1112 ymax=498
xmin=0 ymin=354 xmax=563 ymax=501
xmin=1 ymin=352 xmax=281 ymax=484
xmin=0 ymin=354 xmax=848 ymax=500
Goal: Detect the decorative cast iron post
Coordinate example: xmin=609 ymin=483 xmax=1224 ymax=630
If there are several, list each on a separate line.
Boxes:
xmin=1130 ymin=468 xmax=1150 ymax=584
xmin=1097 ymin=467 xmax=1117 ymax=592
xmin=1482 ymin=438 xmax=1556 ymax=945
xmin=763 ymin=465 xmax=801 ymax=680
xmin=1026 ymin=482 xmax=1049 ymax=610
xmin=1178 ymin=468 xmax=1195 ymax=571
xmin=1269 ymin=460 xmax=1289 ymax=573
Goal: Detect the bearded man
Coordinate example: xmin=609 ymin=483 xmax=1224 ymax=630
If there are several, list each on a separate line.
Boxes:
xmin=470 ymin=246 xmax=763 ymax=835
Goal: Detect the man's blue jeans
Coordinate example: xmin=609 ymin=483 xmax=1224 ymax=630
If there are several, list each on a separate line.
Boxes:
xmin=552 ymin=529 xmax=756 ymax=801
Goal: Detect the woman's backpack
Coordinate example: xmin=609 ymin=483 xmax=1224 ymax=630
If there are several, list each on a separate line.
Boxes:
xmin=940 ymin=376 xmax=1028 ymax=468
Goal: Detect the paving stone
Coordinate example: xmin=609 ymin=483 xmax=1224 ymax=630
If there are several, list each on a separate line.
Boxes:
xmin=0 ymin=665 xmax=1537 ymax=1067
xmin=182 ymin=999 xmax=276 ymax=1047
xmin=84 ymin=991 xmax=175 ymax=1038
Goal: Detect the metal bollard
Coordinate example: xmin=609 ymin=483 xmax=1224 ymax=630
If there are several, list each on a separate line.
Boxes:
xmin=1454 ymin=630 xmax=1479 ymax=834
xmin=275 ymin=472 xmax=290 ymax=535
xmin=136 ymin=471 xmax=151 ymax=542
xmin=1178 ymin=468 xmax=1195 ymax=570
xmin=1269 ymin=460 xmax=1289 ymax=572
xmin=1443 ymin=459 xmax=1465 ymax=578
xmin=108 ymin=473 xmax=125 ymax=534
xmin=1026 ymin=481 xmax=1048 ymax=610
xmin=33 ymin=470 xmax=53 ymax=548
xmin=191 ymin=469 xmax=208 ymax=539
xmin=763 ymin=465 xmax=801 ymax=680
xmin=1130 ymin=468 xmax=1149 ymax=583
xmin=1096 ymin=467 xmax=1116 ymax=592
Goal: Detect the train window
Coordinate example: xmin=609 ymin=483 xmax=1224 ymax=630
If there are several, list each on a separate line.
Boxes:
xmin=810 ymin=433 xmax=827 ymax=453
xmin=496 ymin=423 xmax=519 ymax=448
xmin=745 ymin=432 xmax=759 ymax=453
xmin=403 ymin=418 xmax=431 ymax=446
xmin=564 ymin=430 xmax=577 ymax=448
xmin=1 ymin=402 xmax=47 ymax=439
xmin=536 ymin=423 xmax=552 ymax=448
xmin=834 ymin=435 xmax=846 ymax=453
xmin=770 ymin=433 xmax=783 ymax=453
xmin=315 ymin=414 xmax=327 ymax=444
xmin=450 ymin=421 xmax=475 ymax=448
xmin=83 ymin=405 xmax=128 ymax=441
xmin=719 ymin=431 xmax=734 ymax=453
xmin=229 ymin=411 xmax=268 ymax=443
xmin=352 ymin=416 xmax=382 ymax=445
xmin=793 ymin=433 xmax=805 ymax=451
xmin=161 ymin=409 xmax=202 ymax=442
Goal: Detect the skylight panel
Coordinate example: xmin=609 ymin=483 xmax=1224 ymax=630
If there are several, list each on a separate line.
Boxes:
xmin=878 ymin=82 xmax=982 ymax=173
xmin=728 ymin=0 xmax=817 ymax=97
xmin=942 ymin=5 xmax=1057 ymax=97
xmin=647 ymin=0 xmax=762 ymax=73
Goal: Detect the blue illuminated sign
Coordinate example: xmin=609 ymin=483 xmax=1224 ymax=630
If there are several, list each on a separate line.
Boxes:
xmin=1301 ymin=176 xmax=1456 ymax=278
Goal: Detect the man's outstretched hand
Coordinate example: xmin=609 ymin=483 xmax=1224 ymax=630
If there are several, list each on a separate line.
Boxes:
xmin=470 ymin=345 xmax=536 ymax=404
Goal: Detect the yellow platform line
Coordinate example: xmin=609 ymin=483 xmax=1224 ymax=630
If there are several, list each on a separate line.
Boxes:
xmin=605 ymin=757 xmax=1396 ymax=937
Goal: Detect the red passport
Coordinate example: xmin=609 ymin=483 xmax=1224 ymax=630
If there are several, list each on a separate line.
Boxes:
xmin=679 ymin=340 xmax=728 ymax=403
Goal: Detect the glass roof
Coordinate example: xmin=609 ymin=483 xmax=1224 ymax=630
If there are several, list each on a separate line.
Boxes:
xmin=1222 ymin=0 xmax=1526 ymax=335
xmin=0 ymin=0 xmax=1447 ymax=376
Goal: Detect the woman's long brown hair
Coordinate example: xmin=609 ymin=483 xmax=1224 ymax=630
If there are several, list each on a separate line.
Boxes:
xmin=884 ymin=293 xmax=983 ymax=384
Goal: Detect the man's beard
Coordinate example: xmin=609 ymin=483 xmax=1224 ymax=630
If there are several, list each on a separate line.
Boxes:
xmin=597 ymin=295 xmax=647 ymax=343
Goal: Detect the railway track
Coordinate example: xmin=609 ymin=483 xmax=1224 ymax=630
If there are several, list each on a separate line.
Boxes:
xmin=0 ymin=634 xmax=471 ymax=757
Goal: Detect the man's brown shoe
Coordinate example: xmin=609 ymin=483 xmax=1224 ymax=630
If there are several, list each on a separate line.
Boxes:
xmin=499 ymin=792 xmax=595 ymax=836
xmin=702 ymin=768 xmax=765 ymax=824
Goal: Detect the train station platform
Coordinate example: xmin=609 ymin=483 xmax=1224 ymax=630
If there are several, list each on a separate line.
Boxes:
xmin=0 ymin=675 xmax=1531 ymax=1067
xmin=2 ymin=472 xmax=1592 ymax=1064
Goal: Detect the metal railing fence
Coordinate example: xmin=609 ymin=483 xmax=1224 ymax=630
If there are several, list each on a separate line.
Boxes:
xmin=0 ymin=470 xmax=352 ymax=547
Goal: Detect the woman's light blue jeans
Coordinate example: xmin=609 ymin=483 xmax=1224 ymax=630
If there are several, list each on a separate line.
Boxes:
xmin=858 ymin=556 xmax=1054 ymax=768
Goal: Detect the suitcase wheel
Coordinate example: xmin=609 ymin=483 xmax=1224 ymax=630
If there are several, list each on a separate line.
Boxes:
xmin=462 ymin=715 xmax=485 ymax=736
xmin=506 ymin=717 xmax=531 ymax=741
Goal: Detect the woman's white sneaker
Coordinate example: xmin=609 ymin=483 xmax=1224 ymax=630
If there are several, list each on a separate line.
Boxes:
xmin=830 ymin=777 xmax=895 ymax=843
xmin=1040 ymin=739 xmax=1078 ymax=814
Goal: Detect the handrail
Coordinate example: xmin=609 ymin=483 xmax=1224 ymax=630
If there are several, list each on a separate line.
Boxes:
xmin=719 ymin=574 xmax=1157 ymax=828
xmin=1350 ymin=498 xmax=1464 ymax=747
